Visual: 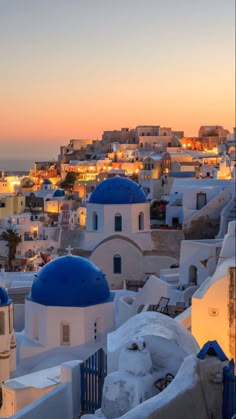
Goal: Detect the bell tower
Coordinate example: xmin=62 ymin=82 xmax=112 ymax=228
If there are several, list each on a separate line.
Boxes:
xmin=0 ymin=287 xmax=16 ymax=384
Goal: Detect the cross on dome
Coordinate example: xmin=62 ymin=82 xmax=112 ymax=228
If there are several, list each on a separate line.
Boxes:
xmin=66 ymin=245 xmax=73 ymax=255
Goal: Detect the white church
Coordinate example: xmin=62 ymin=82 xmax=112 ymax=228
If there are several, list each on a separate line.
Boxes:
xmin=62 ymin=176 xmax=178 ymax=288
xmin=19 ymin=254 xmax=115 ymax=360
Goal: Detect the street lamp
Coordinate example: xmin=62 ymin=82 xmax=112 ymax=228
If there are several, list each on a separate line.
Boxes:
xmin=199 ymin=256 xmax=233 ymax=269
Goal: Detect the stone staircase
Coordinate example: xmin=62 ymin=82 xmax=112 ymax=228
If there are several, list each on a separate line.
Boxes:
xmin=183 ymin=183 xmax=231 ymax=233
xmin=217 ymin=198 xmax=236 ymax=238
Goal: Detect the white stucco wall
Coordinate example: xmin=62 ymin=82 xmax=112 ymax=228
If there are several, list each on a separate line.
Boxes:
xmin=11 ymin=384 xmax=72 ymax=419
xmin=14 ymin=304 xmax=25 ymax=332
xmin=90 ymin=239 xmax=144 ymax=288
xmin=191 ymin=262 xmax=234 ymax=359
xmin=178 ymin=240 xmax=223 ymax=286
xmin=166 ymin=205 xmax=183 ymax=226
xmin=114 ymin=356 xmax=225 ymax=419
xmin=22 ymin=299 xmax=114 ymax=358
xmin=107 ymin=312 xmax=199 ymax=374
xmin=168 ymin=179 xmax=230 ymax=224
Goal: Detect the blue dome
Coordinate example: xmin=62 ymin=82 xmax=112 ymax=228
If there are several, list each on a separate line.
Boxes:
xmin=0 ymin=287 xmax=11 ymax=306
xmin=42 ymin=178 xmax=52 ymax=185
xmin=53 ymin=189 xmax=65 ymax=197
xmin=89 ymin=177 xmax=146 ymax=205
xmin=169 ymin=171 xmax=196 ymax=178
xmin=30 ymin=255 xmax=112 ymax=307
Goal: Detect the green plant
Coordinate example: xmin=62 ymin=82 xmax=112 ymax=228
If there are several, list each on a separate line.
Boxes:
xmin=1 ymin=228 xmax=22 ymax=271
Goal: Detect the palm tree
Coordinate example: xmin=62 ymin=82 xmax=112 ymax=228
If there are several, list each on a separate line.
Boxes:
xmin=1 ymin=229 xmax=22 ymax=271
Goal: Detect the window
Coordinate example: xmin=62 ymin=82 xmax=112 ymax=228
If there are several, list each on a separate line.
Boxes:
xmin=113 ymin=254 xmax=122 ymax=274
xmin=138 ymin=212 xmax=144 ymax=230
xmin=32 ymin=315 xmax=39 ymax=340
xmin=9 ymin=305 xmax=13 ymax=333
xmin=61 ymin=322 xmax=70 ymax=345
xmin=196 ymin=192 xmax=207 ymax=210
xmin=94 ymin=321 xmax=97 ymax=340
xmin=92 ymin=212 xmax=98 ymax=230
xmin=0 ymin=312 xmax=5 ymax=335
xmin=188 ymin=265 xmax=198 ymax=285
xmin=114 ymin=214 xmax=122 ymax=232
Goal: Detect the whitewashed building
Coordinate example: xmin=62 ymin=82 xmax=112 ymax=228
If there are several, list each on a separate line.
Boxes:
xmin=18 ymin=255 xmax=115 ymax=360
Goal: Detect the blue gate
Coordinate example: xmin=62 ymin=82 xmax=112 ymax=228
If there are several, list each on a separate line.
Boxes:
xmin=223 ymin=359 xmax=236 ymax=419
xmin=80 ymin=348 xmax=107 ymax=414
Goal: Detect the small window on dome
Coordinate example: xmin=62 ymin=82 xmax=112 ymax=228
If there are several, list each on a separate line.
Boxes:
xmin=61 ymin=322 xmax=70 ymax=346
xmin=114 ymin=214 xmax=122 ymax=232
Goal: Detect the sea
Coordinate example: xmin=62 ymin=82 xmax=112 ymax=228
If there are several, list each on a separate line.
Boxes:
xmin=0 ymin=159 xmax=35 ymax=175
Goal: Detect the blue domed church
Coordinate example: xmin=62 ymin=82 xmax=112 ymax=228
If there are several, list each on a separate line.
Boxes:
xmin=20 ymin=255 xmax=115 ymax=359
xmin=81 ymin=176 xmax=154 ymax=288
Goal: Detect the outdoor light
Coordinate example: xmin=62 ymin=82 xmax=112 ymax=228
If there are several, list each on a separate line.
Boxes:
xmin=199 ymin=256 xmax=232 ymax=269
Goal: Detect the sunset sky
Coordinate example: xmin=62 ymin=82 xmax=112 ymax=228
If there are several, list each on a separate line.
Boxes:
xmin=0 ymin=0 xmax=235 ymax=160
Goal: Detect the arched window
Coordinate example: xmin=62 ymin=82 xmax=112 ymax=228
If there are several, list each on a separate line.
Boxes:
xmin=0 ymin=312 xmax=5 ymax=335
xmin=9 ymin=305 xmax=13 ymax=333
xmin=113 ymin=254 xmax=122 ymax=274
xmin=138 ymin=212 xmax=144 ymax=230
xmin=114 ymin=214 xmax=122 ymax=232
xmin=92 ymin=212 xmax=98 ymax=230
xmin=60 ymin=322 xmax=70 ymax=345
xmin=188 ymin=265 xmax=198 ymax=285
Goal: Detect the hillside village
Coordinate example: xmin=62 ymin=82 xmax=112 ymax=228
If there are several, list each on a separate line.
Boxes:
xmin=0 ymin=124 xmax=235 ymax=418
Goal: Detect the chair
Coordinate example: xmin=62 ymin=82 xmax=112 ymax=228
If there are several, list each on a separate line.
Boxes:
xmin=174 ymin=302 xmax=186 ymax=314
xmin=148 ymin=297 xmax=170 ymax=315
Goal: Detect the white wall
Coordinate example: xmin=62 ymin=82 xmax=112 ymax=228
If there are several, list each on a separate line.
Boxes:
xmin=168 ymin=179 xmax=230 ymax=222
xmin=115 ymin=356 xmax=225 ymax=419
xmin=178 ymin=240 xmax=223 ymax=286
xmin=8 ymin=383 xmax=71 ymax=419
xmin=14 ymin=304 xmax=25 ymax=332
xmin=91 ymin=238 xmax=144 ymax=289
xmin=191 ymin=269 xmax=231 ymax=358
xmin=23 ymin=300 xmax=114 ymax=357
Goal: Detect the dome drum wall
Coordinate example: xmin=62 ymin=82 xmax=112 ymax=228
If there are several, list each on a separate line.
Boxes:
xmin=30 ymin=256 xmax=113 ymax=307
xmin=24 ymin=298 xmax=115 ymax=349
xmin=87 ymin=203 xmax=150 ymax=234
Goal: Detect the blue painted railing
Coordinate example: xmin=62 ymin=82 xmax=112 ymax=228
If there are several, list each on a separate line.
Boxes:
xmin=223 ymin=359 xmax=236 ymax=419
xmin=80 ymin=348 xmax=107 ymax=414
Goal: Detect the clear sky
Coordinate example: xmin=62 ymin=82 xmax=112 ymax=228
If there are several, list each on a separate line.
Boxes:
xmin=0 ymin=0 xmax=235 ymax=160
